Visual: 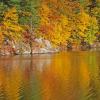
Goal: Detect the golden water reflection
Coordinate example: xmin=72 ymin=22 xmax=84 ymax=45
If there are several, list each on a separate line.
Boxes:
xmin=0 ymin=52 xmax=100 ymax=100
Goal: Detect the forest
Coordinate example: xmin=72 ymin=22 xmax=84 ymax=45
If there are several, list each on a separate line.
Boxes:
xmin=0 ymin=0 xmax=100 ymax=55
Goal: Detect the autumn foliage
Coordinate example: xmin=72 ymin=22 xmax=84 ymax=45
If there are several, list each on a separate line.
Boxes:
xmin=0 ymin=0 xmax=100 ymax=51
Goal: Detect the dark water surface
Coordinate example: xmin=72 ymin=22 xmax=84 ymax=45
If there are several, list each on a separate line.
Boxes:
xmin=0 ymin=51 xmax=100 ymax=100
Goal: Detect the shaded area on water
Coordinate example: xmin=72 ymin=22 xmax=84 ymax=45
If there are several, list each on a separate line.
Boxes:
xmin=0 ymin=51 xmax=100 ymax=100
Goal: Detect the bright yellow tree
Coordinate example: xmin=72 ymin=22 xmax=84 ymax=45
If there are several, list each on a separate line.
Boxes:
xmin=2 ymin=7 xmax=23 ymax=42
xmin=39 ymin=3 xmax=72 ymax=46
xmin=77 ymin=11 xmax=90 ymax=38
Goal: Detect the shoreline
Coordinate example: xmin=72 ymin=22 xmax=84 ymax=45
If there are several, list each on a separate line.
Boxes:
xmin=0 ymin=46 xmax=100 ymax=56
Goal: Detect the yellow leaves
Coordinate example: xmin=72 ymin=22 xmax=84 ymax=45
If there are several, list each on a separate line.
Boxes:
xmin=2 ymin=7 xmax=24 ymax=42
xmin=39 ymin=2 xmax=72 ymax=46
xmin=40 ymin=17 xmax=49 ymax=25
xmin=60 ymin=14 xmax=68 ymax=26
xmin=39 ymin=4 xmax=51 ymax=18
xmin=89 ymin=17 xmax=98 ymax=27
xmin=79 ymin=11 xmax=90 ymax=25
xmin=76 ymin=11 xmax=99 ymax=44
xmin=92 ymin=7 xmax=100 ymax=15
xmin=39 ymin=3 xmax=52 ymax=26
xmin=39 ymin=1 xmax=99 ymax=46
xmin=76 ymin=11 xmax=90 ymax=37
xmin=0 ymin=25 xmax=4 ymax=46
xmin=0 ymin=34 xmax=3 ymax=46
xmin=78 ymin=25 xmax=87 ymax=32
xmin=3 ymin=21 xmax=23 ymax=32
xmin=54 ymin=24 xmax=62 ymax=33
xmin=78 ymin=32 xmax=85 ymax=37
xmin=4 ymin=7 xmax=18 ymax=23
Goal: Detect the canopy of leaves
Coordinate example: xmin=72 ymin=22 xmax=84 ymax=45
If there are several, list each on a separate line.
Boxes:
xmin=0 ymin=0 xmax=99 ymax=48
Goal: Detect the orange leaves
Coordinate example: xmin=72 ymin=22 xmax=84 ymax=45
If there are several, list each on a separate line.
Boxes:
xmin=39 ymin=24 xmax=54 ymax=34
xmin=48 ymin=12 xmax=60 ymax=22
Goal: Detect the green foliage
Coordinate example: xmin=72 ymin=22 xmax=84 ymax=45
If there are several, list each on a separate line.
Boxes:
xmin=19 ymin=0 xmax=40 ymax=28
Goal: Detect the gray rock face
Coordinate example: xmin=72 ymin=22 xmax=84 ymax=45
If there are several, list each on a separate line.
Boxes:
xmin=0 ymin=38 xmax=59 ymax=55
xmin=32 ymin=38 xmax=59 ymax=54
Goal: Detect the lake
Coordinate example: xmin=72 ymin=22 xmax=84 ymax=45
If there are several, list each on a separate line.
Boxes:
xmin=0 ymin=51 xmax=100 ymax=100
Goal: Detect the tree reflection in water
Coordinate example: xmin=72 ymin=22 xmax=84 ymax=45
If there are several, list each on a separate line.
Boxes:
xmin=0 ymin=52 xmax=100 ymax=100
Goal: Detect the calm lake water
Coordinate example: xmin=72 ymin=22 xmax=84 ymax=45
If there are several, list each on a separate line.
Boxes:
xmin=0 ymin=51 xmax=100 ymax=100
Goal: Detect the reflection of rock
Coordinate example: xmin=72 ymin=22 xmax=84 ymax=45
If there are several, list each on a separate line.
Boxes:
xmin=36 ymin=61 xmax=49 ymax=72
xmin=32 ymin=48 xmax=58 ymax=54
xmin=33 ymin=48 xmax=48 ymax=54
xmin=35 ymin=58 xmax=51 ymax=72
